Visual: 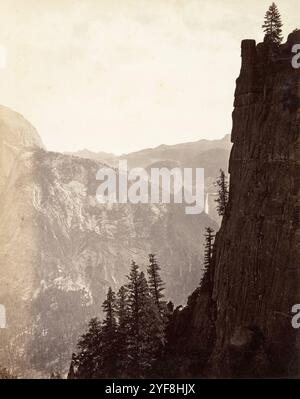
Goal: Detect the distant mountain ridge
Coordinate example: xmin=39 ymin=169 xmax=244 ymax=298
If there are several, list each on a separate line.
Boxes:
xmin=67 ymin=135 xmax=231 ymax=224
xmin=66 ymin=134 xmax=231 ymax=169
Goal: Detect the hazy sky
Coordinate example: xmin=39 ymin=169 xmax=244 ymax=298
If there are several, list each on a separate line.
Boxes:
xmin=0 ymin=0 xmax=298 ymax=154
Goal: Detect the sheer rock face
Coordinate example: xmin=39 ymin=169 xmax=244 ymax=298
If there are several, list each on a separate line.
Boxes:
xmin=167 ymin=32 xmax=300 ymax=378
xmin=212 ymin=32 xmax=300 ymax=377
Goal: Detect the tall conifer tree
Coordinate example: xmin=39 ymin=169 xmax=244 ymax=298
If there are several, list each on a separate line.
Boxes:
xmin=125 ymin=263 xmax=165 ymax=376
xmin=200 ymin=227 xmax=215 ymax=290
xmin=147 ymin=254 xmax=165 ymax=312
xmin=101 ymin=287 xmax=118 ymax=377
xmin=262 ymin=3 xmax=283 ymax=45
xmin=215 ymin=169 xmax=229 ymax=216
xmin=72 ymin=317 xmax=103 ymax=378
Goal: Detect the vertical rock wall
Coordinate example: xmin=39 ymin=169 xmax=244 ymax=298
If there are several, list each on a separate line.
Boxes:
xmin=165 ymin=31 xmax=300 ymax=378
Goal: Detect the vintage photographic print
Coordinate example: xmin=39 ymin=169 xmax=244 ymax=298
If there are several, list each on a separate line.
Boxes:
xmin=0 ymin=0 xmax=299 ymax=384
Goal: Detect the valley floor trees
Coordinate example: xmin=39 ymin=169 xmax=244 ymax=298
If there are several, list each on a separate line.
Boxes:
xmin=69 ymin=255 xmax=171 ymax=379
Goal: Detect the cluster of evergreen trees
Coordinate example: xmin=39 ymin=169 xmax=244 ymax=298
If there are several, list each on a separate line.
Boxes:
xmin=68 ymin=167 xmax=227 ymax=379
xmin=68 ymin=255 xmax=173 ymax=379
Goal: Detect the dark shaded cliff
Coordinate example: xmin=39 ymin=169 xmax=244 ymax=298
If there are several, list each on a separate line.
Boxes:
xmin=162 ymin=31 xmax=300 ymax=378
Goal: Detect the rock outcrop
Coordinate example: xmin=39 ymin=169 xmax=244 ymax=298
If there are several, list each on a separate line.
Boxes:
xmin=0 ymin=105 xmax=44 ymax=191
xmin=163 ymin=31 xmax=300 ymax=378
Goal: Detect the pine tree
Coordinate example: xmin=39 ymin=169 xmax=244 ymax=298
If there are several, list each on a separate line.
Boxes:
xmin=136 ymin=272 xmax=165 ymax=374
xmin=147 ymin=254 xmax=165 ymax=312
xmin=102 ymin=287 xmax=117 ymax=333
xmin=73 ymin=317 xmax=103 ymax=378
xmin=262 ymin=3 xmax=283 ymax=45
xmin=125 ymin=261 xmax=145 ymax=376
xmin=215 ymin=169 xmax=229 ymax=216
xmin=70 ymin=289 xmax=118 ymax=379
xmin=125 ymin=262 xmax=165 ymax=377
xmin=101 ymin=287 xmax=118 ymax=377
xmin=200 ymin=227 xmax=215 ymax=289
xmin=126 ymin=261 xmax=140 ymax=341
xmin=203 ymin=227 xmax=215 ymax=272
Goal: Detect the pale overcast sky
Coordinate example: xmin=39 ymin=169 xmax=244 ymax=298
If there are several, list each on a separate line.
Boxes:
xmin=0 ymin=0 xmax=298 ymax=154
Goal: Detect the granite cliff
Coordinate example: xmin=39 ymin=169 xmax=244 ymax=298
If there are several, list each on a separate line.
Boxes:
xmin=163 ymin=31 xmax=300 ymax=378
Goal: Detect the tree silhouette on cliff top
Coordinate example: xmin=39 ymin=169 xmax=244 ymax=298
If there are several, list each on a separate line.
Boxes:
xmin=262 ymin=3 xmax=283 ymax=45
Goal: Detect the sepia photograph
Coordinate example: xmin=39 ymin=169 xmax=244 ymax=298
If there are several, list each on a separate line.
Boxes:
xmin=0 ymin=0 xmax=299 ymax=386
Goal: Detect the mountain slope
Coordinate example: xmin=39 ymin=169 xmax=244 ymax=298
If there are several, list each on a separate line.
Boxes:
xmin=0 ymin=110 xmax=217 ymax=376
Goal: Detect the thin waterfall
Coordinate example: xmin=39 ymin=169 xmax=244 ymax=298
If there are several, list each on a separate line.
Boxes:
xmin=205 ymin=192 xmax=209 ymax=214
